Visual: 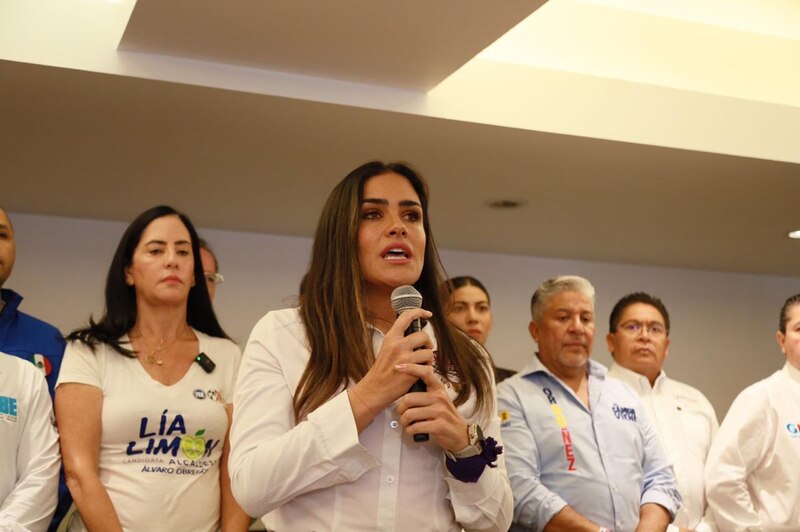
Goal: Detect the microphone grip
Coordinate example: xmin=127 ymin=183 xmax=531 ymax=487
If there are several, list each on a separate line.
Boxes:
xmin=404 ymin=317 xmax=423 ymax=336
xmin=405 ymin=316 xmax=429 ymax=442
xmin=409 ymin=379 xmax=426 ymax=394
xmin=409 ymin=379 xmax=428 ymax=441
xmin=411 ymin=379 xmax=429 ymax=442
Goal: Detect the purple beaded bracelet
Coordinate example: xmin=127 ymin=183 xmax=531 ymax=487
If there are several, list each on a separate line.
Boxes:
xmin=445 ymin=437 xmax=503 ymax=483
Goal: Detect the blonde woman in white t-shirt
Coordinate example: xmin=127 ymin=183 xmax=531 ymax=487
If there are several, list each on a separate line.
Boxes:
xmin=55 ymin=206 xmax=249 ymax=532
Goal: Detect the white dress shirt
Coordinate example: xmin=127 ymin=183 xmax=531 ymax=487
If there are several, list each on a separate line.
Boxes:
xmin=0 ymin=353 xmax=60 ymax=532
xmin=229 ymin=308 xmax=512 ymax=532
xmin=609 ymin=363 xmax=719 ymax=532
xmin=705 ymin=362 xmax=800 ymax=531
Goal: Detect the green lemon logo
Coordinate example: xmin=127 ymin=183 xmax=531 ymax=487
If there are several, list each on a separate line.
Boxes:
xmin=181 ymin=429 xmax=206 ymax=460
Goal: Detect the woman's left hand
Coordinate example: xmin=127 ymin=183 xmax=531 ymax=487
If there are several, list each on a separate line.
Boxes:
xmin=394 ymin=363 xmax=470 ymax=453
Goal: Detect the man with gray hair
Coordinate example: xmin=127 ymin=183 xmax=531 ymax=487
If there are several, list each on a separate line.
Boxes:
xmin=498 ymin=275 xmax=681 ymax=531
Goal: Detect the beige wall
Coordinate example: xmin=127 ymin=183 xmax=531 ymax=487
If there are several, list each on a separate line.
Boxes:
xmin=7 ymin=211 xmax=798 ymax=418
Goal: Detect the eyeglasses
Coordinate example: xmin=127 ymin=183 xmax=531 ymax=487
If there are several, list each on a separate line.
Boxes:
xmin=618 ymin=321 xmax=666 ymax=337
xmin=204 ymin=272 xmax=224 ymax=286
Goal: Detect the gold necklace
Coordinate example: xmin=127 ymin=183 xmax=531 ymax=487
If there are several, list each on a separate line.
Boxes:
xmin=133 ymin=331 xmax=181 ymax=366
xmin=367 ymin=313 xmax=395 ymax=334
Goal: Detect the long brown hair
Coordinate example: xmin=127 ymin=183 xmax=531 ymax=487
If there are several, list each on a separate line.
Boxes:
xmin=295 ymin=161 xmax=492 ymax=421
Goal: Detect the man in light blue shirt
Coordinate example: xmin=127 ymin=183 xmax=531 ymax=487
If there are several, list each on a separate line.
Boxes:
xmin=498 ymin=276 xmax=680 ymax=531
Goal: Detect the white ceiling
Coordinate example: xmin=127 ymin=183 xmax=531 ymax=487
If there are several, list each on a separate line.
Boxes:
xmin=1 ymin=0 xmax=799 ymax=277
xmin=119 ymin=0 xmax=539 ymax=91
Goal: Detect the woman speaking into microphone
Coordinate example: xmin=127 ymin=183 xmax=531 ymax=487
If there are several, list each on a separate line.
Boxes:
xmin=229 ymin=162 xmax=512 ymax=531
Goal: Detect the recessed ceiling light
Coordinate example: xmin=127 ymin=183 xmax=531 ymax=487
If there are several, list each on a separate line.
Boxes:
xmin=485 ymin=199 xmax=525 ymax=209
xmin=788 ymin=230 xmax=800 ymax=239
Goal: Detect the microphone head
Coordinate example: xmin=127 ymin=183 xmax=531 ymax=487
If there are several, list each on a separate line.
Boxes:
xmin=391 ymin=285 xmax=423 ymax=314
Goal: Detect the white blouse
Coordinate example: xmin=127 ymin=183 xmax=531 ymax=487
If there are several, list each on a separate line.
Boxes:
xmin=229 ymin=308 xmax=512 ymax=532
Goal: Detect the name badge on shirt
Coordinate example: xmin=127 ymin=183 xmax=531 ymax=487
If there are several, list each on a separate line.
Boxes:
xmin=611 ymin=404 xmax=637 ymax=422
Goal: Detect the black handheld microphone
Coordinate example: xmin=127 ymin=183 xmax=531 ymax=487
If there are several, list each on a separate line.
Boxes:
xmin=390 ymin=285 xmax=429 ymax=442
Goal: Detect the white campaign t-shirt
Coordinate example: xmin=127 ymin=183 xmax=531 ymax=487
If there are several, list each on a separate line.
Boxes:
xmin=57 ymin=331 xmax=240 ymax=532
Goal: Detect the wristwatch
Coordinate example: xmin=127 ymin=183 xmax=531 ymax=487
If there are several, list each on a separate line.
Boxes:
xmin=445 ymin=423 xmax=485 ymax=460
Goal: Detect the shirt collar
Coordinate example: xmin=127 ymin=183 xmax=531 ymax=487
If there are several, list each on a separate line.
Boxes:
xmin=0 ymin=288 xmax=22 ymax=317
xmin=783 ymin=360 xmax=800 ymax=385
xmin=608 ymin=362 xmax=666 ymax=393
xmin=519 ymin=352 xmax=607 ymax=381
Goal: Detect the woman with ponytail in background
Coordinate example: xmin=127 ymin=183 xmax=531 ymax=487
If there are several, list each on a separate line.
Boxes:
xmin=442 ymin=276 xmax=515 ymax=383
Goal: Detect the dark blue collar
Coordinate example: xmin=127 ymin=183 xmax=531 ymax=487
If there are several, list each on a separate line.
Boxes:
xmin=0 ymin=288 xmax=23 ymax=317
